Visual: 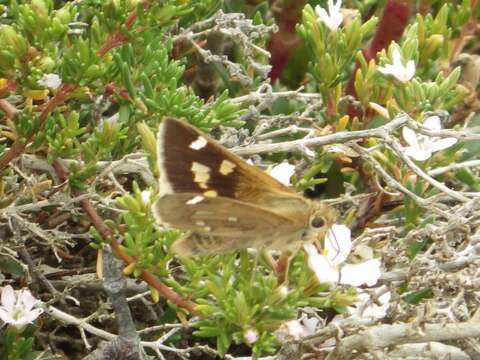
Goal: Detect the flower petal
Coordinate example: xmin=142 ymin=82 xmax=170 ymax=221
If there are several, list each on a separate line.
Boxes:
xmin=304 ymin=244 xmax=339 ymax=284
xmin=350 ymin=291 xmax=391 ymax=320
xmin=37 ymin=73 xmax=62 ymax=90
xmin=282 ymin=320 xmax=306 ymax=340
xmin=141 ymin=190 xmax=151 ymax=205
xmin=332 ymin=0 xmax=342 ymax=11
xmin=404 ymin=147 xmax=432 ymax=161
xmin=1 ymin=286 xmax=15 ymax=311
xmin=340 ymin=259 xmax=381 ymax=286
xmin=301 ymin=317 xmax=319 ymax=335
xmin=423 ymin=116 xmax=441 ymax=131
xmin=0 ymin=307 xmax=14 ymax=324
xmin=378 ymin=64 xmax=395 ymax=76
xmin=363 ymin=294 xmax=390 ymax=319
xmin=325 ymin=224 xmax=351 ymax=264
xmin=19 ymin=290 xmax=38 ymax=311
xmin=379 ymin=48 xmax=415 ymax=82
xmin=402 ymin=127 xmax=419 ymax=147
xmin=391 ymin=48 xmax=402 ymax=65
xmin=315 ymin=1 xmax=343 ymax=31
xmin=315 ymin=6 xmax=330 ymax=23
xmin=244 ymin=329 xmax=259 ymax=344
xmin=429 ymin=137 xmax=458 ymax=152
xmin=270 ymin=162 xmax=296 ymax=186
xmin=405 ymin=60 xmax=416 ymax=81
xmin=17 ymin=308 xmax=43 ymax=327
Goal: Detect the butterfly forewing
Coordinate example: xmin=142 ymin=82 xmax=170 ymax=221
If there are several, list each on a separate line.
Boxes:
xmin=157 ymin=117 xmax=293 ymax=201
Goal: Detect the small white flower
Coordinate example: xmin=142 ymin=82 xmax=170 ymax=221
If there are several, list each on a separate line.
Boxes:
xmin=276 ymin=316 xmax=319 ymax=341
xmin=348 ymin=290 xmax=391 ymax=320
xmin=304 ymin=224 xmax=381 ymax=286
xmin=378 ymin=48 xmax=415 ymax=83
xmin=244 ymin=328 xmax=259 ymax=344
xmin=0 ymin=285 xmax=43 ymax=330
xmin=141 ymin=190 xmax=151 ymax=205
xmin=315 ymin=0 xmax=343 ymax=32
xmin=277 ymin=285 xmax=289 ymax=297
xmin=402 ymin=116 xmax=458 ymax=161
xmin=270 ymin=162 xmax=295 ymax=186
xmin=37 ymin=73 xmax=62 ymax=90
xmin=99 ymin=114 xmax=118 ymax=129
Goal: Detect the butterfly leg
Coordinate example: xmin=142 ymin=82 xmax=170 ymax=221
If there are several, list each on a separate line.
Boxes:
xmin=276 ymin=247 xmax=301 ymax=285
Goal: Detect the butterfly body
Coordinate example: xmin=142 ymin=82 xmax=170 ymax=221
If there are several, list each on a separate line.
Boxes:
xmin=153 ymin=118 xmax=335 ymax=256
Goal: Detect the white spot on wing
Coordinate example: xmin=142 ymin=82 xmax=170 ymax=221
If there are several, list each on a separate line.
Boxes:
xmin=189 ymin=136 xmax=208 ymax=150
xmin=219 ymin=159 xmax=236 ymax=175
xmin=186 ymin=195 xmax=204 ymax=205
xmin=191 ymin=162 xmax=210 ymax=189
xmin=203 ymin=190 xmax=217 ymax=197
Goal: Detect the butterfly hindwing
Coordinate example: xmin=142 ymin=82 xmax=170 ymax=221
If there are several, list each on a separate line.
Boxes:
xmin=152 ymin=193 xmax=299 ymax=239
xmin=172 ymin=233 xmax=257 ymax=256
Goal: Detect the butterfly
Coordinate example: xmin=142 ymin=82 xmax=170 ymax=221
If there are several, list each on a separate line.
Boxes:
xmin=152 ymin=118 xmax=336 ymax=256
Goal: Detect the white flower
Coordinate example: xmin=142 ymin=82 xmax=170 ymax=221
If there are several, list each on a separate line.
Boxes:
xmin=0 ymin=285 xmax=43 ymax=330
xmin=340 ymin=259 xmax=382 ymax=287
xmin=99 ymin=114 xmax=118 ymax=129
xmin=270 ymin=162 xmax=295 ymax=186
xmin=244 ymin=328 xmax=259 ymax=344
xmin=37 ymin=73 xmax=62 ymax=90
xmin=315 ymin=0 xmax=343 ymax=32
xmin=304 ymin=224 xmax=381 ymax=286
xmin=276 ymin=316 xmax=319 ymax=341
xmin=378 ymin=48 xmax=415 ymax=83
xmin=141 ymin=190 xmax=151 ymax=205
xmin=402 ymin=116 xmax=458 ymax=161
xmin=348 ymin=290 xmax=391 ymax=320
xmin=278 ymin=285 xmax=289 ymax=297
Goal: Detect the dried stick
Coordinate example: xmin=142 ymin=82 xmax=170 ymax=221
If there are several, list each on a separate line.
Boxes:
xmin=326 ymin=320 xmax=480 ymax=359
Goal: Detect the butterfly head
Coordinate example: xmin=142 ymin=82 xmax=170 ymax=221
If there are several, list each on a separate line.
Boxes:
xmin=303 ymin=201 xmax=336 ymax=243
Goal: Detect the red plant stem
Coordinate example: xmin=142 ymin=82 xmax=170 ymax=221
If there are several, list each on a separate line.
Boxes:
xmin=97 ymin=1 xmax=151 ymax=57
xmin=346 ymin=0 xmax=412 ymax=117
xmin=0 ymin=83 xmax=77 ymax=170
xmin=52 ymin=160 xmax=196 ymax=313
xmin=0 ymin=99 xmax=18 ymax=119
xmin=365 ymin=0 xmax=412 ymax=62
xmin=97 ymin=32 xmax=129 ymax=57
xmin=0 ymin=80 xmax=16 ymax=98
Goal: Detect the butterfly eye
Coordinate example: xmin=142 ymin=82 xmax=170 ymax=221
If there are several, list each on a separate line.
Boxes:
xmin=310 ymin=216 xmax=326 ymax=228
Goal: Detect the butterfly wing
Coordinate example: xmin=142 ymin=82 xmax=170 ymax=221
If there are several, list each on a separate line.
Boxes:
xmin=172 ymin=233 xmax=262 ymax=256
xmin=153 ymin=193 xmax=306 ymax=256
xmin=156 ymin=117 xmax=293 ymax=201
xmin=153 ymin=193 xmax=301 ymax=239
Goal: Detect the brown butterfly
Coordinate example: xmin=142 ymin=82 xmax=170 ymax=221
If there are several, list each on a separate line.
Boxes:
xmin=152 ymin=118 xmax=336 ymax=256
